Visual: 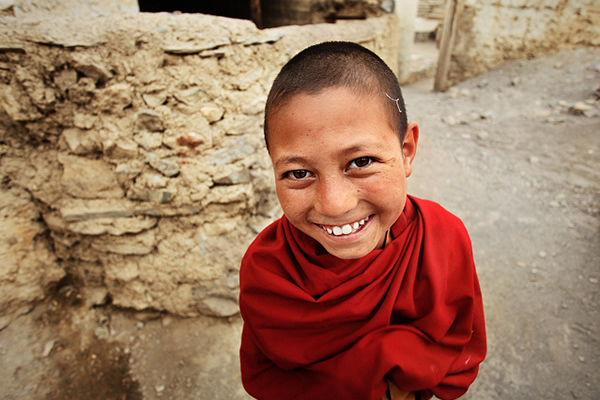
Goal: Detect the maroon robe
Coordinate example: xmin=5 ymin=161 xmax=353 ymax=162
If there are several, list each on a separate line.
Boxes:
xmin=239 ymin=195 xmax=486 ymax=400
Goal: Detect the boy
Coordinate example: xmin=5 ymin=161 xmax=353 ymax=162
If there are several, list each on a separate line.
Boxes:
xmin=239 ymin=41 xmax=486 ymax=400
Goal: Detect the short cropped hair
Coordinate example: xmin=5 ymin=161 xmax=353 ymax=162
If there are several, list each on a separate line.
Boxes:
xmin=264 ymin=41 xmax=407 ymax=150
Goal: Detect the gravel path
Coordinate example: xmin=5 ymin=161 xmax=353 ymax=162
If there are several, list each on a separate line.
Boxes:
xmin=0 ymin=47 xmax=598 ymax=400
xmin=405 ymin=47 xmax=600 ymax=399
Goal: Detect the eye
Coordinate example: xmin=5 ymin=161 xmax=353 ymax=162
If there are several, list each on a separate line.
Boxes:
xmin=284 ymin=169 xmax=313 ymax=180
xmin=348 ymin=157 xmax=375 ymax=169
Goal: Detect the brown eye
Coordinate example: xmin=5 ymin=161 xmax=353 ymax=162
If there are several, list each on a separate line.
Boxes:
xmin=350 ymin=157 xmax=373 ymax=169
xmin=292 ymin=170 xmax=308 ymax=179
xmin=286 ymin=169 xmax=312 ymax=180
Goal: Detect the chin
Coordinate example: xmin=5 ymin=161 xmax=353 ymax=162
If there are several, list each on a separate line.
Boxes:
xmin=322 ymin=245 xmax=373 ymax=260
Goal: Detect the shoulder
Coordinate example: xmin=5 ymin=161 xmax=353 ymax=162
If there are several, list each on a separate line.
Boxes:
xmin=407 ymin=196 xmax=477 ymax=286
xmin=409 ymin=196 xmax=466 ymax=228
xmin=240 ymin=216 xmax=289 ymax=277
xmin=408 ymin=195 xmax=471 ymax=246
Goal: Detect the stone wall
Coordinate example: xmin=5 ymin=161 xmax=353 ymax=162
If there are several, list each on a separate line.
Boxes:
xmin=445 ymin=0 xmax=600 ymax=87
xmin=0 ymin=11 xmax=399 ymax=323
xmin=260 ymin=0 xmax=395 ymax=27
xmin=417 ymin=0 xmax=445 ymax=19
xmin=1 ymin=0 xmax=139 ymax=18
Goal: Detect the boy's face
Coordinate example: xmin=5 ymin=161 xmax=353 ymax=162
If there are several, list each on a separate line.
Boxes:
xmin=268 ymin=87 xmax=418 ymax=259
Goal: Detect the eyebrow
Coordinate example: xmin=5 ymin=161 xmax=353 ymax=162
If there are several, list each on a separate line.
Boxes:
xmin=274 ymin=156 xmax=308 ymax=170
xmin=273 ymin=144 xmax=378 ymax=170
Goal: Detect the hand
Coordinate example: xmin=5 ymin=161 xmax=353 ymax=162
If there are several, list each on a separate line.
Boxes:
xmin=382 ymin=380 xmax=415 ymax=400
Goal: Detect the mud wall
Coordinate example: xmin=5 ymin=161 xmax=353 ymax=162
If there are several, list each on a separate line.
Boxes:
xmin=445 ymin=0 xmax=600 ymax=87
xmin=260 ymin=0 xmax=395 ymax=27
xmin=1 ymin=0 xmax=139 ymax=17
xmin=0 ymin=12 xmax=399 ymax=324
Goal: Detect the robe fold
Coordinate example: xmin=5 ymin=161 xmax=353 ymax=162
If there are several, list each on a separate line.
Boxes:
xmin=239 ymin=195 xmax=486 ymax=400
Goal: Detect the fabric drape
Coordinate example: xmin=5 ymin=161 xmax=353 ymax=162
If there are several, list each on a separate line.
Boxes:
xmin=239 ymin=196 xmax=486 ymax=400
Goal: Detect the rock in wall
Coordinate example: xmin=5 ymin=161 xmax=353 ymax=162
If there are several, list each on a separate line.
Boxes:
xmin=446 ymin=0 xmax=600 ymax=87
xmin=0 ymin=12 xmax=399 ymax=320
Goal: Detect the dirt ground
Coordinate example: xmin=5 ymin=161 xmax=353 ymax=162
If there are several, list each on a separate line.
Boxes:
xmin=1 ymin=46 xmax=599 ymax=400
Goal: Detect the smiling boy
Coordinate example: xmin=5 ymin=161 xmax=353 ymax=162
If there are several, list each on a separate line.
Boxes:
xmin=239 ymin=42 xmax=486 ymax=400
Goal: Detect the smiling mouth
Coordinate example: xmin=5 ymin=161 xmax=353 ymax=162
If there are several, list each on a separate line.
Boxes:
xmin=319 ymin=215 xmax=372 ymax=237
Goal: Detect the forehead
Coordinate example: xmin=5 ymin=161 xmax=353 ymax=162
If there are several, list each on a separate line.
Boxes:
xmin=267 ymin=87 xmax=401 ymax=163
xmin=266 ymin=86 xmax=399 ymax=149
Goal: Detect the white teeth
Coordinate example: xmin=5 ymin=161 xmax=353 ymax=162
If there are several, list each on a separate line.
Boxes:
xmin=323 ymin=216 xmax=371 ymax=237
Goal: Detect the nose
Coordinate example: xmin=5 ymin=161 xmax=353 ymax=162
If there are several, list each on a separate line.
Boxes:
xmin=313 ymin=176 xmax=358 ymax=219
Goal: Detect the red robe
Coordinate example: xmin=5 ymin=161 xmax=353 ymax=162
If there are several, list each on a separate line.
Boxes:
xmin=239 ymin=195 xmax=486 ymax=400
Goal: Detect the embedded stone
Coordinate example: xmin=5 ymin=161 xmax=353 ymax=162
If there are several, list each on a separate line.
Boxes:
xmin=62 ymin=127 xmax=101 ymax=155
xmin=66 ymin=215 xmax=158 ymax=236
xmin=128 ymin=188 xmax=173 ymax=204
xmin=98 ymin=83 xmax=133 ymax=111
xmin=104 ymin=138 xmax=139 ymax=160
xmin=202 ymin=219 xmax=239 ymax=236
xmin=174 ymin=87 xmax=204 ymax=105
xmin=148 ymin=190 xmax=174 ymax=203
xmin=73 ymin=113 xmax=97 ymax=129
xmin=162 ymin=135 xmax=179 ymax=149
xmin=135 ymin=110 xmax=165 ymax=132
xmin=107 ymin=259 xmax=140 ymax=282
xmin=0 ymin=82 xmax=43 ymax=121
xmin=59 ymin=155 xmax=124 ymax=199
xmin=90 ymin=230 xmax=156 ymax=255
xmin=71 ymin=55 xmax=113 ymax=84
xmin=200 ymin=104 xmax=224 ymax=123
xmin=135 ymin=131 xmax=163 ymax=150
xmin=83 ymin=287 xmax=109 ymax=308
xmin=54 ymin=68 xmax=78 ymax=93
xmin=127 ymin=188 xmax=150 ymax=202
xmin=241 ymin=97 xmax=266 ymax=115
xmin=115 ymin=164 xmax=142 ymax=184
xmin=221 ymin=115 xmax=258 ymax=136
xmin=58 ymin=199 xmax=137 ymax=222
xmin=68 ymin=77 xmax=95 ymax=105
xmin=197 ymin=295 xmax=239 ymax=317
xmin=201 ymin=184 xmax=252 ymax=206
xmin=142 ymin=91 xmax=167 ymax=108
xmin=148 ymin=154 xmax=180 ymax=177
xmin=213 ymin=168 xmax=251 ymax=185
xmin=42 ymin=340 xmax=56 ymax=357
xmin=238 ymin=31 xmax=283 ymax=46
xmin=209 ymin=136 xmax=257 ymax=166
xmin=163 ymin=38 xmax=231 ymax=54
xmin=28 ymin=87 xmax=56 ymax=112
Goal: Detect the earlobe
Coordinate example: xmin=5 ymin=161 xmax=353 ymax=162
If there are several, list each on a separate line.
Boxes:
xmin=402 ymin=122 xmax=419 ymax=177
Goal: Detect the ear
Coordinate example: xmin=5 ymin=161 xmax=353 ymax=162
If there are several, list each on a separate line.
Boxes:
xmin=402 ymin=122 xmax=419 ymax=178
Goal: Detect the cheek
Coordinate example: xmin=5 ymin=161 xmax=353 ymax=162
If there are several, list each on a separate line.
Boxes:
xmin=275 ymin=186 xmax=308 ymax=218
xmin=367 ymin=172 xmax=407 ymax=208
